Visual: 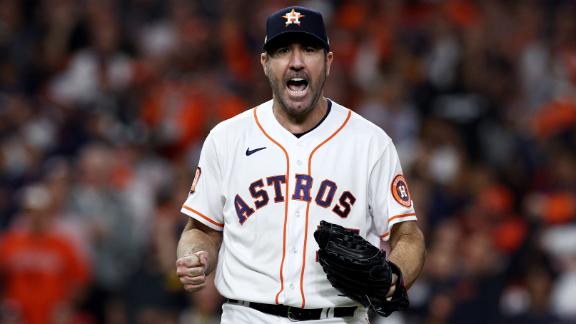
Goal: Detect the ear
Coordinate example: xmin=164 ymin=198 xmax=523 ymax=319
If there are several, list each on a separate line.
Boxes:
xmin=325 ymin=51 xmax=334 ymax=77
xmin=260 ymin=52 xmax=269 ymax=76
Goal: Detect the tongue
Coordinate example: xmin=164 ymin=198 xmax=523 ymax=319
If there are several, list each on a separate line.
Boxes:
xmin=288 ymin=83 xmax=307 ymax=91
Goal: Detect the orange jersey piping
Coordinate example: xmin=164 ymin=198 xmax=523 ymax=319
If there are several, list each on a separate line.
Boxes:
xmin=379 ymin=212 xmax=417 ymax=238
xmin=182 ymin=205 xmax=224 ymax=227
xmin=299 ymin=109 xmax=352 ymax=308
xmin=253 ymin=107 xmax=291 ymax=305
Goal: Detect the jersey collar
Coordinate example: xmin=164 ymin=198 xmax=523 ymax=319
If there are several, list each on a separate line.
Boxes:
xmin=254 ymin=99 xmax=350 ymax=148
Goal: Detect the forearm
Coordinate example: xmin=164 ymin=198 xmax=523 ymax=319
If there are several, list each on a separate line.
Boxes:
xmin=177 ymin=219 xmax=222 ymax=274
xmin=388 ymin=222 xmax=426 ymax=289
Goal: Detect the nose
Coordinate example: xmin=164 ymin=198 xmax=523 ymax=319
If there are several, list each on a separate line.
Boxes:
xmin=288 ymin=48 xmax=305 ymax=71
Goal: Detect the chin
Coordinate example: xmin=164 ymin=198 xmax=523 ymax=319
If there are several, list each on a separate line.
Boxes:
xmin=282 ymin=98 xmax=313 ymax=116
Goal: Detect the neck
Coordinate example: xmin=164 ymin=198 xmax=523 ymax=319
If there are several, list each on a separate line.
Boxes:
xmin=272 ymin=97 xmax=328 ymax=134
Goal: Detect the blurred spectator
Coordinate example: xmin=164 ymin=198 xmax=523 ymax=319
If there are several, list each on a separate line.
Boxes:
xmin=123 ymin=190 xmax=185 ymax=324
xmin=503 ymin=266 xmax=565 ymax=324
xmin=357 ymin=74 xmax=420 ymax=160
xmin=67 ymin=143 xmax=140 ymax=322
xmin=48 ymin=1 xmax=133 ymax=109
xmin=0 ymin=184 xmax=91 ymax=324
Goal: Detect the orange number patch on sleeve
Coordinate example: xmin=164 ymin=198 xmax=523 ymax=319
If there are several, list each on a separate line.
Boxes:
xmin=391 ymin=174 xmax=412 ymax=208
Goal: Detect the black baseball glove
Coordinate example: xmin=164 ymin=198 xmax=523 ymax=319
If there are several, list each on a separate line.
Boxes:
xmin=314 ymin=220 xmax=409 ymax=317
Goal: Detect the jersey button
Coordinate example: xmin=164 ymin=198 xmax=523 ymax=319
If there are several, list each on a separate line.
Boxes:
xmin=297 ymin=160 xmax=303 ymax=166
xmin=289 ymin=283 xmax=295 ymax=289
xmin=292 ymin=247 xmax=298 ymax=254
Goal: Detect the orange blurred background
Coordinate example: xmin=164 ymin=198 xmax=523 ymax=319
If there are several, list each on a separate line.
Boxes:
xmin=1 ymin=0 xmax=575 ymax=323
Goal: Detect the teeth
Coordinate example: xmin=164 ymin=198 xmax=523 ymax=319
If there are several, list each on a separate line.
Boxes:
xmin=287 ymin=89 xmax=307 ymax=96
xmin=290 ymin=78 xmax=305 ymax=82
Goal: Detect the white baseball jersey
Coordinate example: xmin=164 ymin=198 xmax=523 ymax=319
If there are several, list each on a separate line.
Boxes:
xmin=181 ymin=99 xmax=417 ymax=309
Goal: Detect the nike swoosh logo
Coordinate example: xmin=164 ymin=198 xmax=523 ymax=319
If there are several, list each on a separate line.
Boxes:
xmin=246 ymin=147 xmax=267 ymax=156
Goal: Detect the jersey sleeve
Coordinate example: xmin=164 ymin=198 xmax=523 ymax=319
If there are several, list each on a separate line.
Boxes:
xmin=180 ymin=132 xmax=225 ymax=231
xmin=369 ymin=141 xmax=417 ymax=241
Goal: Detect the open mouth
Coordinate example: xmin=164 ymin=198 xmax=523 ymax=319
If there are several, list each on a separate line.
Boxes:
xmin=286 ymin=78 xmax=309 ymax=97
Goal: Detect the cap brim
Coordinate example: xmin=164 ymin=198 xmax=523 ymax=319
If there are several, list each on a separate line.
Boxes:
xmin=263 ymin=31 xmax=329 ymax=52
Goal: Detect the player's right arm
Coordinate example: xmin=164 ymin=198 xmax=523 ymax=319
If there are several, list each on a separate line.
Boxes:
xmin=176 ymin=128 xmax=225 ymax=292
xmin=176 ymin=217 xmax=222 ymax=292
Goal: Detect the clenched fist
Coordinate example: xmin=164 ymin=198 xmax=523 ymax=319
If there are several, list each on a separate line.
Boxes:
xmin=176 ymin=251 xmax=209 ymax=292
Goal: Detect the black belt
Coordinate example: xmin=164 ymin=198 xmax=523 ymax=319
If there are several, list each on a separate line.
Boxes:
xmin=225 ymin=298 xmax=357 ymax=321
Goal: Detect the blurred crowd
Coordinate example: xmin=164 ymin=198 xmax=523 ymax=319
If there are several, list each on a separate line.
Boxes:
xmin=0 ymin=0 xmax=575 ymax=323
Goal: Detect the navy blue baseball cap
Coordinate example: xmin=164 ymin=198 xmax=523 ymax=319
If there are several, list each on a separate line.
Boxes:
xmin=263 ymin=6 xmax=330 ymax=52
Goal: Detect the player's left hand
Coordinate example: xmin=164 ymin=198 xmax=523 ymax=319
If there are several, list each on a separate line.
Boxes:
xmin=176 ymin=251 xmax=209 ymax=292
xmin=314 ymin=220 xmax=409 ymax=317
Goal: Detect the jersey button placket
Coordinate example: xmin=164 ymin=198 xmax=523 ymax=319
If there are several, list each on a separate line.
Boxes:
xmin=285 ymin=143 xmax=307 ymax=305
xmin=295 ymin=142 xmax=306 ymax=170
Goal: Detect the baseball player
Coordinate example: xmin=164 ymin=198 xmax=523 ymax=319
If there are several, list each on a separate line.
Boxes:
xmin=176 ymin=6 xmax=425 ymax=323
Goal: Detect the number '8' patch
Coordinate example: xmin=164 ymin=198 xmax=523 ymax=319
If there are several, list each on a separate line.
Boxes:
xmin=391 ymin=175 xmax=411 ymax=207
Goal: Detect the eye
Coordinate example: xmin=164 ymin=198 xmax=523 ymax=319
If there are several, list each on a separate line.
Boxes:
xmin=275 ymin=47 xmax=290 ymax=55
xmin=304 ymin=46 xmax=318 ymax=53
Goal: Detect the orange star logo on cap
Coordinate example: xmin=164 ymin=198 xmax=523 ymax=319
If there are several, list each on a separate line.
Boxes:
xmin=282 ymin=8 xmax=305 ymax=26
